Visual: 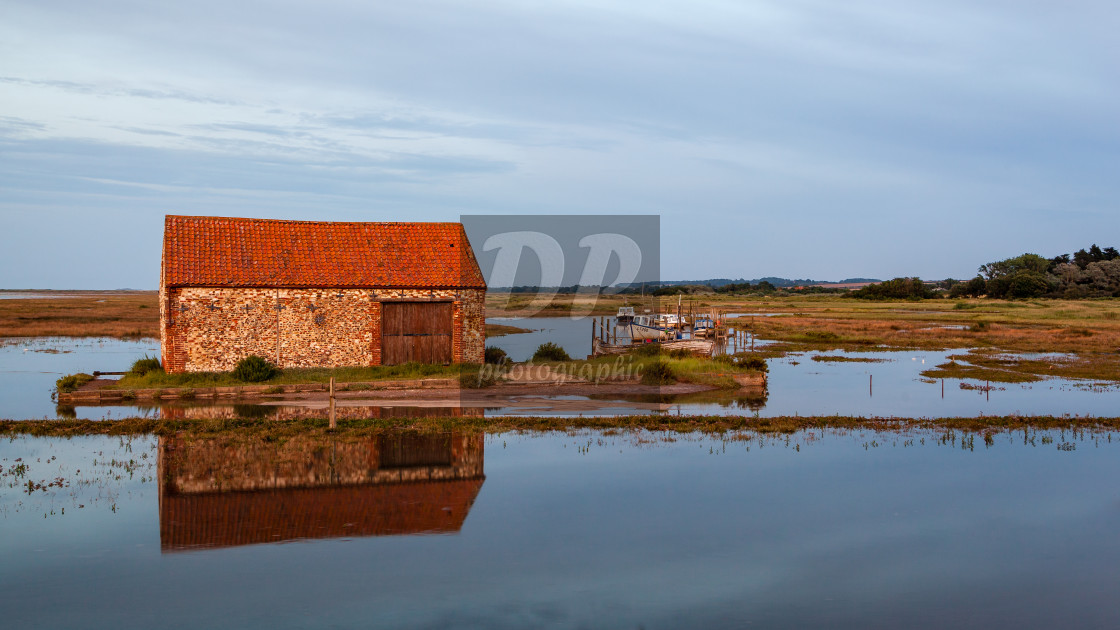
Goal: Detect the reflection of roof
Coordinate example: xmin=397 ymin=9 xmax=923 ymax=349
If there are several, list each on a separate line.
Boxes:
xmin=160 ymin=478 xmax=484 ymax=552
xmin=162 ymin=215 xmax=486 ymax=289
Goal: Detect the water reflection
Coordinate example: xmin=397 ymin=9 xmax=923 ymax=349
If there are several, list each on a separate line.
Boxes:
xmin=588 ymin=386 xmax=769 ymax=413
xmin=4 ymin=428 xmax=1120 ymax=628
xmin=158 ymin=432 xmax=485 ymax=552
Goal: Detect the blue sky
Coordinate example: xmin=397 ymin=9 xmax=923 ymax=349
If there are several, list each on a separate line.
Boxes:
xmin=2 ymin=0 xmax=1117 ymax=289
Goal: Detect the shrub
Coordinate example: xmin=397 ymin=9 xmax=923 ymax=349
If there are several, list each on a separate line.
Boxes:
xmin=129 ymin=355 xmax=162 ymax=377
xmin=232 ymin=355 xmax=280 ymax=382
xmin=178 ymin=388 xmax=196 ymax=400
xmin=632 ymin=343 xmax=663 ymax=357
xmin=484 ymin=346 xmax=508 ymax=365
xmin=714 ymin=353 xmax=769 ymax=372
xmin=640 ymin=360 xmax=676 ymax=385
xmin=56 ymin=373 xmax=94 ymax=393
xmin=532 ymin=342 xmax=571 ymax=362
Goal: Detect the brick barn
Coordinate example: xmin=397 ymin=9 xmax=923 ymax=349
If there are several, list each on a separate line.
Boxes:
xmin=159 ymin=215 xmax=486 ymax=373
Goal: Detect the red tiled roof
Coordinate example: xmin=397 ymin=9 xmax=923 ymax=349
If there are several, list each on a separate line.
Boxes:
xmin=162 ymin=215 xmax=485 ymax=289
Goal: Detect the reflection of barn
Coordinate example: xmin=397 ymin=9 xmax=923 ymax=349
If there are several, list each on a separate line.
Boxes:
xmin=158 ymin=432 xmax=484 ymax=552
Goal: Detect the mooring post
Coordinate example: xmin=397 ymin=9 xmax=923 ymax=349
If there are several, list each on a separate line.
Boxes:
xmin=329 ymin=376 xmax=337 ymax=429
xmin=870 ymin=374 xmax=873 ymax=397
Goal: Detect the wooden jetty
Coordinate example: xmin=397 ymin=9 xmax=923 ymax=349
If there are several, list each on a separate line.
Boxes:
xmin=588 ymin=302 xmax=734 ymax=358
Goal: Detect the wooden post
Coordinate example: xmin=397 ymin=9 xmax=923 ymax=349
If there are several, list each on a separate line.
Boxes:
xmin=869 ymin=374 xmax=873 ymax=397
xmin=329 ymin=376 xmax=337 ymax=429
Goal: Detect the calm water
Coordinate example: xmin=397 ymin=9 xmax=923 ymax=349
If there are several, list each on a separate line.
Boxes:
xmin=0 ymin=337 xmax=160 ymax=419
xmin=4 ymin=336 xmax=1120 ymax=420
xmin=487 ymin=316 xmax=600 ymax=361
xmin=2 ymin=427 xmax=1118 ymax=629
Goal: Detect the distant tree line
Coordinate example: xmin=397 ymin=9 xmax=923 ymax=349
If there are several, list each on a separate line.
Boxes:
xmin=713 ymin=280 xmax=777 ymax=294
xmin=844 ymin=244 xmax=1119 ymax=301
xmin=498 ymin=245 xmax=1119 ymax=301
xmin=949 ymin=244 xmax=1120 ymax=299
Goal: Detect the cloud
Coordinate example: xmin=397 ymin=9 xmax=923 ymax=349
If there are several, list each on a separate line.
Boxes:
xmin=1 ymin=0 xmax=1117 ymax=287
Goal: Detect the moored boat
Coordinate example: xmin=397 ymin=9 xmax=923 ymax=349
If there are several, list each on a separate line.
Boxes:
xmin=628 ymin=315 xmax=677 ymax=342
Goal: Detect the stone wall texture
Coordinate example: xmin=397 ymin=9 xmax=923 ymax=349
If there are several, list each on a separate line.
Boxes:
xmin=160 ymin=287 xmax=485 ymax=373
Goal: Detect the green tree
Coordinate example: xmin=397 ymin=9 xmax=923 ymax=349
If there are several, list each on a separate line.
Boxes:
xmin=847 ymin=277 xmax=934 ymax=300
xmin=979 ymin=253 xmax=1049 ymax=280
xmin=1006 ymin=271 xmax=1051 ymax=298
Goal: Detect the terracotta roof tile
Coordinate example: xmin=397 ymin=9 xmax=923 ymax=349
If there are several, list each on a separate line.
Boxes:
xmin=162 ymin=215 xmax=485 ymax=289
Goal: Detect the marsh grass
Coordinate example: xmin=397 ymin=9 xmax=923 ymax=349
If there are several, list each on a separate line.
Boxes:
xmin=485 ymin=323 xmax=533 ymax=337
xmin=811 ymin=355 xmax=889 ymax=363
xmin=0 ymin=291 xmax=159 ymax=338
xmin=4 ymin=414 xmax=1120 ymax=440
xmin=486 ymin=294 xmax=1120 ymax=357
xmin=129 ymin=355 xmax=161 ymax=376
xmin=55 ymin=373 xmax=94 ymax=393
xmin=936 ymin=349 xmax=1120 ymax=383
xmin=921 ymin=359 xmax=1041 ymax=383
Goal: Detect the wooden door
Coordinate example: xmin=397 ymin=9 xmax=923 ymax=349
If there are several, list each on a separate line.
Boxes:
xmin=380 ymin=302 xmax=453 ymax=365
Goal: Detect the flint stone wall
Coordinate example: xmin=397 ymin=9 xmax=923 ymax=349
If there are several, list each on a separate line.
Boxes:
xmin=160 ymin=287 xmax=485 ymax=373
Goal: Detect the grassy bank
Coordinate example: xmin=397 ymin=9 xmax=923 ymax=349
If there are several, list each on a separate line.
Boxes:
xmin=101 ymin=362 xmax=471 ymax=391
xmin=521 ymin=347 xmax=767 ymax=388
xmin=3 ymin=414 xmax=1119 ymax=439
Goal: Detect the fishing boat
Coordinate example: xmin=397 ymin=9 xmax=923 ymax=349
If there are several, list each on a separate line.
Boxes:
xmin=615 ymin=306 xmax=635 ymax=325
xmin=654 ymin=313 xmax=683 ymax=329
xmin=691 ymin=315 xmax=716 ymax=337
xmin=628 ymin=315 xmax=677 ymax=342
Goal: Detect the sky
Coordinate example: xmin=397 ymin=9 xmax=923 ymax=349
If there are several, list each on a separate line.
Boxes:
xmin=2 ymin=0 xmax=1117 ymax=289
